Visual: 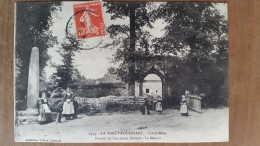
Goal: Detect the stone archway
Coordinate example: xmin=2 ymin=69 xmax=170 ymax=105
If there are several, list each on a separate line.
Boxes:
xmin=142 ymin=74 xmax=162 ymax=98
xmin=135 ymin=67 xmax=167 ymax=98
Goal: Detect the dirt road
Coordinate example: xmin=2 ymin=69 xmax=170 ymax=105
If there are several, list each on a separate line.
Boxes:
xmin=15 ymin=108 xmax=228 ymax=143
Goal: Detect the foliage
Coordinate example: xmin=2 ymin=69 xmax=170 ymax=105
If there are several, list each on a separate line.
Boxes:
xmin=153 ymin=2 xmax=228 ymax=61
xmin=15 ymin=2 xmax=61 ymax=100
xmin=105 ymin=2 xmax=228 ymax=106
xmin=105 ymin=102 xmax=141 ymax=112
xmin=168 ymin=57 xmax=228 ymax=107
xmin=15 ymin=100 xmax=27 ymax=111
xmin=105 ymin=2 xmax=155 ymax=31
xmin=107 ymin=67 xmax=118 ymax=75
xmin=47 ymin=97 xmax=64 ymax=112
xmin=51 ymin=37 xmax=84 ymax=89
xmin=104 ymin=2 xmax=155 ymax=53
xmin=153 ymin=2 xmax=228 ymax=107
xmin=104 ymin=2 xmax=159 ymax=95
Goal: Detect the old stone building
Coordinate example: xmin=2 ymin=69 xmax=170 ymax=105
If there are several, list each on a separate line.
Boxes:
xmin=135 ymin=74 xmax=162 ymax=98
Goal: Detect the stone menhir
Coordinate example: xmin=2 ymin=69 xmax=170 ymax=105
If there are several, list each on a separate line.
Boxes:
xmin=25 ymin=47 xmax=39 ymax=114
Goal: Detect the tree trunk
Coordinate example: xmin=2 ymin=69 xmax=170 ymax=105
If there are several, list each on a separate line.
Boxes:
xmin=128 ymin=3 xmax=136 ymax=96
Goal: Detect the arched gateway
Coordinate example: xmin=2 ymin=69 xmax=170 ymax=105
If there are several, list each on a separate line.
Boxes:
xmin=135 ymin=67 xmax=168 ymax=99
xmin=143 ymin=74 xmax=162 ymax=98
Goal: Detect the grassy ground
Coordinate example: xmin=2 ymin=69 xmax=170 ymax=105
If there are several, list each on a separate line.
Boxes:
xmin=15 ymin=107 xmax=228 ymax=143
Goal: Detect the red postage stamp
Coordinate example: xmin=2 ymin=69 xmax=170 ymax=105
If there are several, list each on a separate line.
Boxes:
xmin=73 ymin=2 xmax=105 ymax=39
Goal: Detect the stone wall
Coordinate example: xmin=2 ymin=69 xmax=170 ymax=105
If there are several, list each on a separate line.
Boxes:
xmin=47 ymin=95 xmax=147 ymax=115
xmin=70 ymin=83 xmax=128 ymax=98
xmin=16 ymin=95 xmax=150 ymax=125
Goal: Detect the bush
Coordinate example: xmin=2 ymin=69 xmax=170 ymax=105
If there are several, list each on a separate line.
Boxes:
xmin=48 ymin=98 xmax=64 ymax=112
xmin=105 ymin=102 xmax=141 ymax=112
xmin=74 ymin=97 xmax=89 ymax=113
xmin=16 ymin=100 xmax=27 ymax=111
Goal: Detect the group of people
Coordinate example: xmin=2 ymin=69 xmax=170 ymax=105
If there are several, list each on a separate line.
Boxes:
xmin=38 ymin=88 xmax=189 ymax=124
xmin=141 ymin=94 xmax=189 ymax=116
xmin=37 ymin=87 xmax=78 ymax=124
xmin=141 ymin=96 xmax=163 ymax=115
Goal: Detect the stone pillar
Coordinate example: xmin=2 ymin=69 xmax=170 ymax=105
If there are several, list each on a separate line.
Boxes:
xmin=139 ymin=81 xmax=143 ymax=96
xmin=134 ymin=81 xmax=140 ymax=97
xmin=27 ymin=47 xmax=39 ymax=110
xmin=128 ymin=81 xmax=135 ymax=96
xmin=162 ymin=79 xmax=167 ymax=99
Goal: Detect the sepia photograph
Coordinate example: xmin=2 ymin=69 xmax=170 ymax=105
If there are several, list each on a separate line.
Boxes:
xmin=14 ymin=1 xmax=228 ymax=143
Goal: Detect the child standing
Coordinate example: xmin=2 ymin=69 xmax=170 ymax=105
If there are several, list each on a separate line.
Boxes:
xmin=155 ymin=96 xmax=163 ymax=115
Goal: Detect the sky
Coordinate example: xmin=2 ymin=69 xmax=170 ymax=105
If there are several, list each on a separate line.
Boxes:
xmin=45 ymin=2 xmax=227 ymax=80
xmin=46 ymin=1 xmax=128 ymax=79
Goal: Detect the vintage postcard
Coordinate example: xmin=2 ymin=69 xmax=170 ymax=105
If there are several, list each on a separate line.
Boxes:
xmin=14 ymin=1 xmax=228 ymax=143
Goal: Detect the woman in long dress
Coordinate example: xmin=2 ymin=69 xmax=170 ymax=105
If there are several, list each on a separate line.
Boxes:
xmin=180 ymin=95 xmax=188 ymax=116
xmin=62 ymin=88 xmax=75 ymax=120
xmin=38 ymin=92 xmax=52 ymax=124
xmin=38 ymin=99 xmax=46 ymax=124
xmin=155 ymin=96 xmax=163 ymax=115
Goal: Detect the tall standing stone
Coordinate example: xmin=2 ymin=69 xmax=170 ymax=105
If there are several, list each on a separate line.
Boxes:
xmin=27 ymin=47 xmax=39 ymax=109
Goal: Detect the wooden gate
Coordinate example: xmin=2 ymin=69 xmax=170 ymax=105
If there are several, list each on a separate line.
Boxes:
xmin=187 ymin=95 xmax=202 ymax=113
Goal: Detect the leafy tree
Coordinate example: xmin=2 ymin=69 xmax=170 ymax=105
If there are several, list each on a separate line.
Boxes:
xmin=107 ymin=67 xmax=118 ymax=75
xmin=153 ymin=2 xmax=227 ymax=65
xmin=71 ymin=69 xmax=87 ymax=84
xmin=104 ymin=2 xmax=157 ymax=95
xmin=151 ymin=2 xmax=228 ymax=106
xmin=105 ymin=2 xmax=228 ymax=106
xmin=15 ymin=2 xmax=60 ymax=100
xmin=51 ymin=38 xmax=81 ymax=89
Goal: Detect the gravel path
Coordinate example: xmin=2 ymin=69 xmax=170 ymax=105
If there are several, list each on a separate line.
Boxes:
xmin=15 ymin=107 xmax=228 ymax=143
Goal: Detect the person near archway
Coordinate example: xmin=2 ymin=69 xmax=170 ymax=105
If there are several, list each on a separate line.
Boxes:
xmin=142 ymin=97 xmax=151 ymax=115
xmin=155 ymin=96 xmax=163 ymax=115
